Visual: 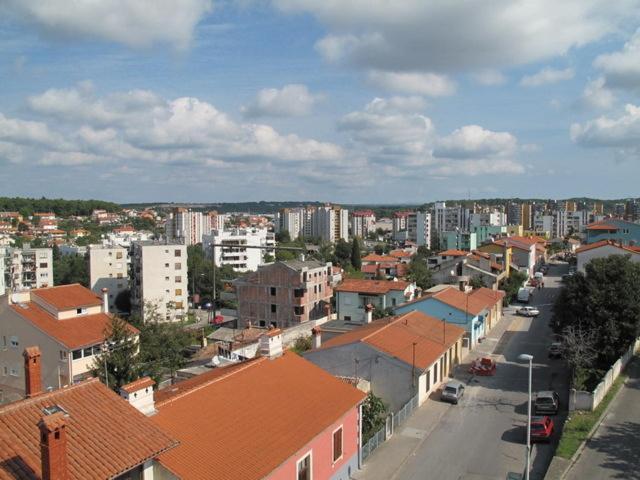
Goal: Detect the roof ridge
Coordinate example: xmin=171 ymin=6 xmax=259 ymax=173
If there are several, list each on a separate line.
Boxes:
xmin=0 ymin=377 xmax=100 ymax=415
xmin=362 ymin=312 xmax=411 ymax=342
xmin=155 ymin=357 xmax=266 ymax=408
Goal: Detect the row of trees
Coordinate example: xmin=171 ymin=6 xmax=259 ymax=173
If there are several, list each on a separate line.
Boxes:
xmin=0 ymin=196 xmax=121 ymax=217
xmin=552 ymin=255 xmax=640 ymax=390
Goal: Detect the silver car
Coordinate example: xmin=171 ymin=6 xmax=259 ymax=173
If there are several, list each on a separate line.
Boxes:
xmin=441 ymin=380 xmax=465 ymax=405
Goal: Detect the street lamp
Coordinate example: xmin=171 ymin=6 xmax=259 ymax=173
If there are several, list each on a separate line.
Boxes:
xmin=518 ymin=353 xmax=534 ymax=480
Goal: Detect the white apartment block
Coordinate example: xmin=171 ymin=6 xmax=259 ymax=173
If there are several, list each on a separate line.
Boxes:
xmin=534 ymin=213 xmax=554 ymax=235
xmin=393 ymin=212 xmax=431 ymax=247
xmin=275 ymin=208 xmax=304 ymax=240
xmin=315 ymin=205 xmax=349 ymax=243
xmin=554 ymin=210 xmax=585 ymax=238
xmin=470 ymin=211 xmax=507 ymax=228
xmin=414 ymin=212 xmax=432 ymax=247
xmin=4 ymin=245 xmax=53 ymax=292
xmin=102 ymin=230 xmax=153 ymax=248
xmin=88 ymin=245 xmax=129 ymax=313
xmin=165 ymin=208 xmax=226 ymax=246
xmin=392 ymin=212 xmax=411 ymax=241
xmin=301 ymin=207 xmax=315 ymax=238
xmin=433 ymin=202 xmax=471 ymax=234
xmin=350 ymin=210 xmax=376 ymax=238
xmin=203 ymin=228 xmax=275 ymax=272
xmin=130 ymin=242 xmax=188 ymax=322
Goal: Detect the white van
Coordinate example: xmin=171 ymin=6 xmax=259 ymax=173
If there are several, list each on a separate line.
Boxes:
xmin=517 ymin=288 xmax=531 ymax=303
xmin=534 ymin=271 xmax=544 ymax=282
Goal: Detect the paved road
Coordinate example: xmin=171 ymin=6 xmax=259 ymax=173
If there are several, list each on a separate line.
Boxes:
xmin=564 ymin=358 xmax=640 ymax=480
xmin=388 ymin=263 xmax=569 ymax=480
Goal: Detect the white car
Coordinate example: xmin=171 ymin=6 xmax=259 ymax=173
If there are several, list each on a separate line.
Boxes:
xmin=517 ymin=306 xmax=540 ymax=317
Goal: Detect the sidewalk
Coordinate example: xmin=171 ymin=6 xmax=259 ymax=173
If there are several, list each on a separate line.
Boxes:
xmin=354 ymin=309 xmax=516 ymax=480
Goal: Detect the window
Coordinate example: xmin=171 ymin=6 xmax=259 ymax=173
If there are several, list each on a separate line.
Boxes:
xmin=175 ymin=288 xmax=183 ymax=296
xmin=116 ymin=252 xmax=123 ymax=259
xmin=344 ymin=316 xmax=351 ymax=321
xmin=2 ymin=366 xmax=7 ymax=376
xmin=9 ymin=336 xmax=18 ymax=348
xmin=314 ymin=285 xmax=317 ymax=294
xmin=165 ymin=263 xmax=170 ymax=268
xmin=175 ymin=276 xmax=182 ymax=283
xmin=39 ymin=262 xmax=48 ymax=268
xmin=175 ymin=249 xmax=181 ymax=257
xmin=59 ymin=351 xmax=67 ymax=361
xmin=392 ymin=298 xmax=397 ymax=306
xmin=175 ymin=301 xmax=184 ymax=309
xmin=83 ymin=347 xmax=93 ymax=357
xmin=72 ymin=350 xmax=82 ymax=360
xmin=297 ymin=452 xmax=312 ymax=480
xmin=117 ymin=273 xmax=123 ymax=279
xmin=270 ymin=287 xmax=276 ymax=296
xmin=303 ymin=272 xmax=308 ymax=282
xmin=9 ymin=367 xmax=18 ymax=377
xmin=1 ymin=336 xmax=6 ymax=347
xmin=294 ymin=288 xmax=304 ymax=298
xmin=165 ymin=276 xmax=170 ymax=281
xmin=175 ymin=263 xmax=182 ymax=270
xmin=271 ymin=304 xmax=277 ymax=313
xmin=294 ymin=306 xmax=304 ymax=315
xmin=76 ymin=308 xmax=87 ymax=315
xmin=333 ymin=427 xmax=343 ymax=463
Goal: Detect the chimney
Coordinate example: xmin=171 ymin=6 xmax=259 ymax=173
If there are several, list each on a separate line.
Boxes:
xmin=101 ymin=288 xmax=109 ymax=314
xmin=364 ymin=304 xmax=374 ymax=324
xmin=38 ymin=410 xmax=69 ymax=480
xmin=259 ymin=328 xmax=283 ymax=360
xmin=311 ymin=327 xmax=322 ymax=349
xmin=119 ymin=377 xmax=156 ymax=416
xmin=23 ymin=346 xmax=42 ymax=398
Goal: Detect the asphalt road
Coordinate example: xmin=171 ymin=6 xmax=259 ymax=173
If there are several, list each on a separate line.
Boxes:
xmin=392 ymin=263 xmax=570 ymax=480
xmin=564 ymin=358 xmax=640 ymax=480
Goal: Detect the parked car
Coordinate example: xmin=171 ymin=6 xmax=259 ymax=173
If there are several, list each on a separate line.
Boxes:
xmin=517 ymin=288 xmax=532 ymax=303
xmin=548 ymin=342 xmax=563 ymax=359
xmin=561 ymin=272 xmax=574 ymax=281
xmin=530 ymin=416 xmax=554 ymax=442
xmin=517 ymin=306 xmax=540 ymax=317
xmin=534 ymin=391 xmax=560 ymax=415
xmin=441 ymin=380 xmax=465 ymax=405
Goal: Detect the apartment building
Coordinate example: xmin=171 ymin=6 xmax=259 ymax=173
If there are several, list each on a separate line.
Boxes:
xmin=203 ymin=228 xmax=275 ymax=272
xmin=234 ymin=260 xmax=333 ymax=329
xmin=3 ymin=245 xmax=53 ymax=292
xmin=275 ymin=208 xmax=304 ymax=239
xmin=555 ymin=210 xmax=585 ymax=238
xmin=433 ymin=202 xmax=471 ymax=234
xmin=351 ymin=210 xmax=376 ymax=238
xmin=0 ymin=284 xmax=139 ymax=403
xmin=470 ymin=210 xmax=507 ymax=228
xmin=88 ymin=244 xmax=129 ymax=313
xmin=314 ymin=205 xmax=349 ymax=242
xmin=165 ymin=208 xmax=204 ymax=246
xmin=392 ymin=211 xmax=431 ymax=247
xmin=130 ymin=242 xmax=188 ymax=322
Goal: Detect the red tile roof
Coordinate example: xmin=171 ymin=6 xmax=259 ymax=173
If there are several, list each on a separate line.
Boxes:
xmin=438 ymin=249 xmax=469 ymax=257
xmin=152 ymin=353 xmax=365 ymax=480
xmin=0 ymin=378 xmax=177 ymax=480
xmin=389 ymin=250 xmax=412 ymax=258
xmin=470 ymin=287 xmax=506 ymax=306
xmin=10 ymin=302 xmax=138 ymax=349
xmin=431 ymin=287 xmax=489 ymax=315
xmin=586 ymin=222 xmax=619 ymax=231
xmin=575 ymin=239 xmax=640 ymax=255
xmin=361 ymin=264 xmax=379 ymax=274
xmin=335 ymin=279 xmax=411 ymax=295
xmin=319 ymin=311 xmax=465 ymax=370
xmin=31 ymin=284 xmax=103 ymax=310
xmin=361 ymin=254 xmax=398 ymax=263
xmin=121 ymin=377 xmax=155 ymax=394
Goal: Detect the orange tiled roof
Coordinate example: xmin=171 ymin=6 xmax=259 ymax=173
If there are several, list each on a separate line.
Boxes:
xmin=431 ymin=286 xmax=490 ymax=315
xmin=361 ymin=253 xmax=398 ymax=263
xmin=152 ymin=353 xmax=365 ymax=480
xmin=438 ymin=249 xmax=468 ymax=257
xmin=31 ymin=284 xmax=102 ymax=310
xmin=121 ymin=377 xmax=155 ymax=394
xmin=575 ymin=239 xmax=640 ymax=255
xmin=0 ymin=378 xmax=177 ymax=480
xmin=586 ymin=222 xmax=619 ymax=230
xmin=10 ymin=302 xmax=138 ymax=349
xmin=319 ymin=311 xmax=465 ymax=370
xmin=361 ymin=264 xmax=379 ymax=274
xmin=389 ymin=250 xmax=412 ymax=258
xmin=470 ymin=287 xmax=506 ymax=306
xmin=335 ymin=278 xmax=411 ymax=295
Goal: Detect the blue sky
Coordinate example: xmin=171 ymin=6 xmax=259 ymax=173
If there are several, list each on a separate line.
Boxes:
xmin=1 ymin=0 xmax=639 ymax=203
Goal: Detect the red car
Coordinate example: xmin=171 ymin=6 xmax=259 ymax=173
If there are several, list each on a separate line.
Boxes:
xmin=530 ymin=416 xmax=554 ymax=442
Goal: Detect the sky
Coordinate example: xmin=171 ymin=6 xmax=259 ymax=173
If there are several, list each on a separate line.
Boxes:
xmin=1 ymin=0 xmax=640 ymax=204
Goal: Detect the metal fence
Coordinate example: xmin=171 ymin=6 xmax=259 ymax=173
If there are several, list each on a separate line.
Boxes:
xmin=361 ymin=393 xmax=419 ymax=462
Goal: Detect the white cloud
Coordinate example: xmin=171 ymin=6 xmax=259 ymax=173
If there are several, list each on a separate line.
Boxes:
xmin=434 ymin=125 xmax=517 ymax=159
xmin=275 ymin=0 xmax=635 ymax=72
xmin=363 ymin=96 xmax=426 ymax=114
xmin=520 ymin=67 xmax=575 ymax=87
xmin=471 ymin=70 xmax=507 ymax=86
xmin=241 ymin=84 xmax=323 ymax=118
xmin=1 ymin=0 xmax=212 ymax=50
xmin=367 ymin=71 xmax=455 ymax=96
xmin=571 ymin=104 xmax=640 ymax=148
xmin=0 ymin=112 xmax=66 ymax=148
xmin=593 ymin=29 xmax=640 ymax=89
xmin=581 ymin=77 xmax=615 ymax=109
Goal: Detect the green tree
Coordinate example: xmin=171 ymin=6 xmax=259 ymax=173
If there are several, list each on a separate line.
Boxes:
xmin=499 ymin=269 xmax=528 ymax=305
xmin=469 ymin=275 xmax=485 ymax=289
xmin=290 ymin=336 xmax=313 ymax=354
xmin=334 ymin=239 xmax=352 ymax=268
xmin=351 ymin=237 xmax=362 ymax=271
xmin=374 ymin=243 xmax=390 ymax=255
xmin=406 ymin=257 xmax=433 ymax=290
xmin=362 ymin=392 xmax=388 ymax=442
xmin=53 ymin=254 xmax=89 ymax=286
xmin=92 ymin=316 xmax=140 ymax=391
xmin=263 ymin=253 xmax=274 ymax=263
xmin=275 ymin=230 xmax=291 ymax=243
xmin=373 ymin=306 xmax=394 ymax=319
xmin=416 ymin=245 xmax=432 ymax=258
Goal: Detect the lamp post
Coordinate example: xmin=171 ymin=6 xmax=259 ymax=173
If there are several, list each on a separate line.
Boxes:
xmin=518 ymin=353 xmax=533 ymax=480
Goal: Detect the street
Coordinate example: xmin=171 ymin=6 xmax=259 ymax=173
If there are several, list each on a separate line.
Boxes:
xmin=358 ymin=263 xmax=570 ymax=480
xmin=564 ymin=357 xmax=640 ymax=480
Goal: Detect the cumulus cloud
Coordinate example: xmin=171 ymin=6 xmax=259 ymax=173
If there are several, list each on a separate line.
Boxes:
xmin=471 ymin=70 xmax=507 ymax=86
xmin=363 ymin=96 xmax=426 ymax=114
xmin=367 ymin=71 xmax=455 ymax=96
xmin=520 ymin=67 xmax=575 ymax=87
xmin=571 ymin=104 xmax=640 ymax=148
xmin=1 ymin=0 xmax=212 ymax=50
xmin=581 ymin=77 xmax=615 ymax=109
xmin=274 ymin=0 xmax=635 ymax=73
xmin=593 ymin=29 xmax=640 ymax=89
xmin=434 ymin=125 xmax=517 ymax=159
xmin=241 ymin=84 xmax=323 ymax=118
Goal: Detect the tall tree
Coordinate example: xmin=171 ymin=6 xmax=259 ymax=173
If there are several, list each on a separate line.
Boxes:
xmin=53 ymin=254 xmax=89 ymax=287
xmin=334 ymin=239 xmax=352 ymax=268
xmin=407 ymin=257 xmax=433 ymax=290
xmin=92 ymin=316 xmax=140 ymax=391
xmin=351 ymin=237 xmax=362 ymax=271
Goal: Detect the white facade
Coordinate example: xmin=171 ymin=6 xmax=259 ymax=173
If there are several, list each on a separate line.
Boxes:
xmin=4 ymin=245 xmax=53 ymax=292
xmin=433 ymin=202 xmax=470 ymax=234
xmin=165 ymin=209 xmax=225 ymax=246
xmin=534 ymin=214 xmax=554 ymax=235
xmin=203 ymin=228 xmax=275 ymax=272
xmin=415 ymin=212 xmax=432 ymax=247
xmin=577 ymin=244 xmax=640 ymax=273
xmin=102 ymin=230 xmax=153 ymax=248
xmin=554 ymin=210 xmax=584 ymax=238
xmin=470 ymin=211 xmax=507 ymax=228
xmin=88 ymin=245 xmax=129 ymax=313
xmin=315 ymin=205 xmax=349 ymax=242
xmin=350 ymin=211 xmax=376 ymax=238
xmin=130 ymin=242 xmax=188 ymax=322
xmin=275 ymin=208 xmax=304 ymax=240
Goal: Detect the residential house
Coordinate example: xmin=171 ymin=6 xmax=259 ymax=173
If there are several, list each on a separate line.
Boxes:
xmin=394 ymin=286 xmax=504 ymax=347
xmin=145 ymin=337 xmax=366 ymax=480
xmin=585 ymin=219 xmax=640 ymax=246
xmin=335 ymin=279 xmax=416 ymax=322
xmin=0 ymin=351 xmax=177 ymax=480
xmin=576 ymin=240 xmax=640 ymax=273
xmin=0 ymin=284 xmax=139 ymax=404
xmin=234 ymin=260 xmax=333 ymax=329
xmin=305 ymin=310 xmax=465 ymax=412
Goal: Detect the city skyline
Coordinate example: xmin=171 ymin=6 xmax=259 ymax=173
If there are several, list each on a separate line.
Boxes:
xmin=1 ymin=1 xmax=640 ymax=202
